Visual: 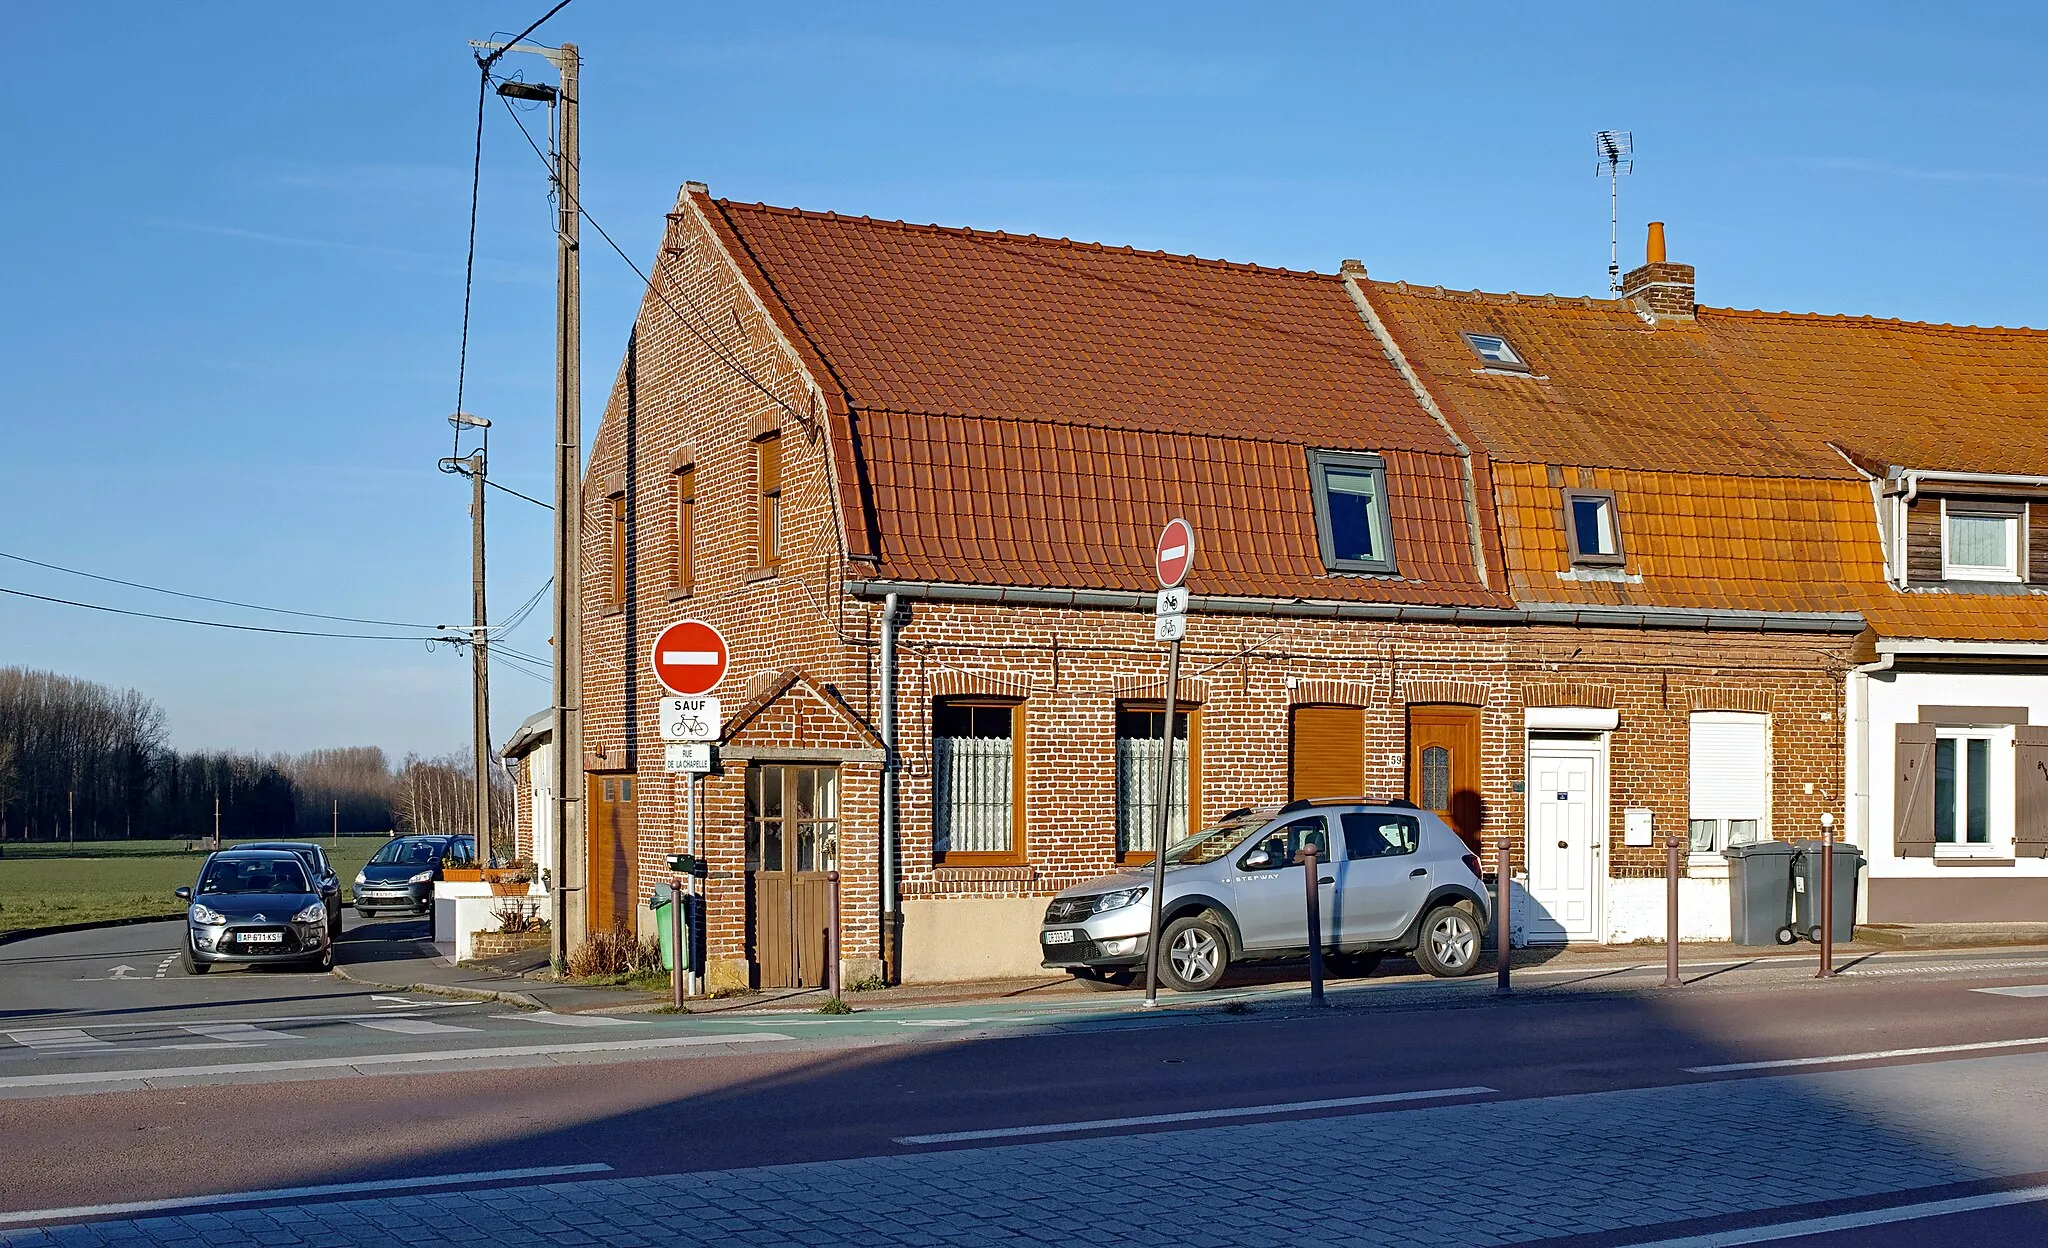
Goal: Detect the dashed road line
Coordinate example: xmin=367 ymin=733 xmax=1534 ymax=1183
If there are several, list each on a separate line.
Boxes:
xmin=1973 ymin=984 xmax=2048 ymax=998
xmin=181 ymin=1023 xmax=298 ymax=1043
xmin=0 ymin=1031 xmax=798 ymax=1090
xmin=492 ymin=1012 xmax=634 ymax=1027
xmin=1686 ymin=1034 xmax=2048 ymax=1073
xmin=350 ymin=1017 xmax=482 ymax=1036
xmin=154 ymin=955 xmax=175 ymax=979
xmin=894 ymin=1085 xmax=1498 ymax=1144
xmin=0 ymin=1163 xmax=616 ymax=1228
xmin=4 ymin=1028 xmax=114 ymax=1057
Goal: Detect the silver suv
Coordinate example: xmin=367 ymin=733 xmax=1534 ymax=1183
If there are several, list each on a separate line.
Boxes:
xmin=1039 ymin=798 xmax=1491 ymax=991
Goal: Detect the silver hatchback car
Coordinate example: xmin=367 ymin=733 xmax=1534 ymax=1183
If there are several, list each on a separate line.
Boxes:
xmin=1039 ymin=798 xmax=1491 ymax=991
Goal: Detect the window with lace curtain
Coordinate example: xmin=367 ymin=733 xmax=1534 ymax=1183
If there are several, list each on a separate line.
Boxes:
xmin=933 ymin=700 xmax=1023 ymax=862
xmin=1116 ymin=705 xmax=1196 ymax=859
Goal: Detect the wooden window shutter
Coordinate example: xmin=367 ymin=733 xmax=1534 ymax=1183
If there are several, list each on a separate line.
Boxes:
xmin=2015 ymin=725 xmax=2048 ymax=858
xmin=1893 ymin=722 xmax=1937 ymax=857
xmin=1290 ymin=706 xmax=1365 ymax=801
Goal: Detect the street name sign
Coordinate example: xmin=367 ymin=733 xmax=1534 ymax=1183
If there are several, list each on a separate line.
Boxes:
xmin=651 ymin=619 xmax=730 ymax=696
xmin=659 ymin=695 xmax=721 ymax=742
xmin=664 ymin=742 xmax=715 ymax=774
xmin=1155 ymin=517 xmax=1195 ymax=589
xmin=1156 ymin=587 xmax=1189 ymax=616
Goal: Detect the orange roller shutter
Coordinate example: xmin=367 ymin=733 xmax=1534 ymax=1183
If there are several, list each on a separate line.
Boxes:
xmin=1291 ymin=706 xmax=1365 ymax=801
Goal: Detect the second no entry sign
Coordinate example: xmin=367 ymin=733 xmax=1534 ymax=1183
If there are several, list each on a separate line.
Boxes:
xmin=650 ymin=619 xmax=730 ymax=696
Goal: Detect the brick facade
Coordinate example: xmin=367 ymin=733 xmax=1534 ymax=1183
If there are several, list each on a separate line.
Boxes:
xmin=571 ymin=188 xmax=1860 ymax=986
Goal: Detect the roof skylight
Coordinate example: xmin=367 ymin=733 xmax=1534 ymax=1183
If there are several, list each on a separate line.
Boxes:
xmin=1461 ymin=332 xmax=1530 ymax=372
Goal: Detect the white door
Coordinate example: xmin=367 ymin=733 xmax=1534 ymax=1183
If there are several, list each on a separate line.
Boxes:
xmin=1526 ymin=744 xmax=1602 ymax=943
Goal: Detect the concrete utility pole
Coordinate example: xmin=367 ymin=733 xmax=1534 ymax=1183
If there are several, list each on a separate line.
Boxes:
xmin=332 ymin=799 xmax=339 ymax=848
xmin=471 ymin=35 xmax=582 ymax=962
xmin=469 ymin=449 xmax=493 ymax=865
xmin=552 ymin=43 xmax=584 ymax=963
xmin=212 ymin=795 xmax=220 ymax=852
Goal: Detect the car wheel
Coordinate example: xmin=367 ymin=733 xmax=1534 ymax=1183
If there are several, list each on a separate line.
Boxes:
xmin=182 ymin=950 xmax=209 ymax=975
xmin=1159 ymin=914 xmax=1230 ymax=992
xmin=1327 ymin=952 xmax=1384 ymax=978
xmin=1414 ymin=905 xmax=1483 ymax=978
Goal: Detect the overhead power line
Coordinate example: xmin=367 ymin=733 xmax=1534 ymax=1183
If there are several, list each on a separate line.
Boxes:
xmin=492 ymin=89 xmax=812 ymax=428
xmin=0 ymin=585 xmax=445 ymax=641
xmin=0 ymin=548 xmax=440 ymax=629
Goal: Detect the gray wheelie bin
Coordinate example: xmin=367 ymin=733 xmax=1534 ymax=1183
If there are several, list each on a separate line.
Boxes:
xmin=1725 ymin=841 xmax=1798 ymax=945
xmin=1792 ymin=841 xmax=1865 ymax=944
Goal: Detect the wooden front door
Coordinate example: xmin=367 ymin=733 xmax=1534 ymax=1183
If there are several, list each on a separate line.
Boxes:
xmin=745 ymin=764 xmax=839 ymax=989
xmin=1408 ymin=706 xmax=1484 ymax=851
xmin=587 ymin=774 xmax=639 ymax=934
xmin=1290 ymin=706 xmax=1366 ymax=800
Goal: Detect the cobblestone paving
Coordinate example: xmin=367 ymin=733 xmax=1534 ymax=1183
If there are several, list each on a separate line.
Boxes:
xmin=12 ymin=1052 xmax=2048 ymax=1247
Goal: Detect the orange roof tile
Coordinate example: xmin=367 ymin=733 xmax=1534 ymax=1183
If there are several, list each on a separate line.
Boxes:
xmin=1858 ymin=591 xmax=2048 ymax=642
xmin=1695 ymin=309 xmax=2048 ymax=475
xmin=700 ymin=194 xmax=1502 ymax=603
xmin=1364 ymin=281 xmax=1855 ymax=477
xmin=1489 ymin=463 xmax=1882 ymax=612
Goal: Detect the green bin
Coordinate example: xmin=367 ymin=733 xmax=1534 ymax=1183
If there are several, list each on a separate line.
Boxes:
xmin=649 ymin=883 xmax=677 ymax=972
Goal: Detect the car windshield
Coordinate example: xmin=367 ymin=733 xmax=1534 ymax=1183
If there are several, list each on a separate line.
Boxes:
xmin=198 ymin=858 xmax=311 ymax=895
xmin=370 ymin=838 xmax=449 ymax=867
xmin=1163 ymin=809 xmax=1275 ymax=866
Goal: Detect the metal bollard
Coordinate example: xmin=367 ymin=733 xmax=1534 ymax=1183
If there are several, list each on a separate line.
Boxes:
xmin=1494 ymin=837 xmax=1512 ymax=997
xmin=1664 ymin=834 xmax=1682 ymax=988
xmin=1815 ymin=815 xmax=1836 ymax=979
xmin=671 ymin=876 xmax=685 ymax=1010
xmin=827 ymin=869 xmax=843 ymax=1001
xmin=1298 ymin=844 xmax=1326 ymax=1007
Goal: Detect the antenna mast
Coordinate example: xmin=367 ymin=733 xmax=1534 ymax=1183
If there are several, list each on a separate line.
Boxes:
xmin=1594 ymin=130 xmax=1634 ymax=294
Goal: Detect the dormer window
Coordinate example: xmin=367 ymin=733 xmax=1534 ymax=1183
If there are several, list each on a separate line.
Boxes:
xmin=1461 ymin=332 xmax=1530 ymax=373
xmin=1307 ymin=450 xmax=1397 ymax=575
xmin=1941 ymin=501 xmax=2022 ymax=583
xmin=1563 ymin=489 xmax=1624 ymax=567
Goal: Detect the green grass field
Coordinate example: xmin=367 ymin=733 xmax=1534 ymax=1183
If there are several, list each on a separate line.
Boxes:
xmin=0 ymin=838 xmax=387 ymax=934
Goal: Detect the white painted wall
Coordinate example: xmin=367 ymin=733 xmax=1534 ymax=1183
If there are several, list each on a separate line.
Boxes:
xmin=1606 ymin=877 xmax=1732 ymax=943
xmin=902 ymin=897 xmax=1049 ymax=982
xmin=1855 ymin=665 xmax=2048 ymax=886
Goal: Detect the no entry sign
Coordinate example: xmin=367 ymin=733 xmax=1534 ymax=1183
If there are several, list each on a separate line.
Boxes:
xmin=650 ymin=619 xmax=730 ymax=696
xmin=1155 ymin=518 xmax=1195 ymax=589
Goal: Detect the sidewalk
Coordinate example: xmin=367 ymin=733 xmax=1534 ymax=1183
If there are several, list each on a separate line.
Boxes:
xmin=331 ymin=924 xmax=2048 ymax=1017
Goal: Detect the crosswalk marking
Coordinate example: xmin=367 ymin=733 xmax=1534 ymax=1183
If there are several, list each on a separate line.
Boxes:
xmin=350 ymin=1018 xmax=482 ymax=1035
xmin=5 ymin=1028 xmax=114 ymax=1056
xmin=181 ymin=1023 xmax=297 ymax=1042
xmin=493 ymin=1012 xmax=632 ymax=1028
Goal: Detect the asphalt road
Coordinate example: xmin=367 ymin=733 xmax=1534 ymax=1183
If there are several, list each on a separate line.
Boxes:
xmin=5 ymin=921 xmax=2048 ymax=1245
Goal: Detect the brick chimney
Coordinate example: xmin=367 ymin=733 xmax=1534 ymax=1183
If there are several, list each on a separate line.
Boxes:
xmin=1619 ymin=221 xmax=1695 ymax=320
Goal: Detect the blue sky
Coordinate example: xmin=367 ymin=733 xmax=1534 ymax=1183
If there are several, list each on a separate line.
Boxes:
xmin=5 ymin=2 xmax=2044 ymax=759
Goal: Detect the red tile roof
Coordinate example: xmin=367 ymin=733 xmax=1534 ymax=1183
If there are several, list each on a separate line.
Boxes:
xmin=699 ymin=193 xmax=1501 ymax=603
xmin=1364 ymin=279 xmax=2048 ymax=637
xmin=1698 ymin=309 xmax=2048 ymax=475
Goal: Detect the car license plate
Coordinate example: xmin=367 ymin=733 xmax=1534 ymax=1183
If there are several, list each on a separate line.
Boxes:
xmin=1043 ymin=930 xmax=1075 ymax=945
xmin=241 ymin=931 xmax=284 ymax=944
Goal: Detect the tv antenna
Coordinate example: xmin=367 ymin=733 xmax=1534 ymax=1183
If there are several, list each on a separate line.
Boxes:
xmin=1594 ymin=130 xmax=1633 ymax=294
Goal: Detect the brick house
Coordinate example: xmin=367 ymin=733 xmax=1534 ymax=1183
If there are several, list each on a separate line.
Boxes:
xmin=569 ymin=187 xmax=1883 ymax=987
xmin=1358 ymin=225 xmax=2048 ymax=929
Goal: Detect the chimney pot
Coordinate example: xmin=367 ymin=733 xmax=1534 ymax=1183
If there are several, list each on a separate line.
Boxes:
xmin=1619 ymin=223 xmax=1694 ymax=321
xmin=1646 ymin=221 xmax=1666 ymax=264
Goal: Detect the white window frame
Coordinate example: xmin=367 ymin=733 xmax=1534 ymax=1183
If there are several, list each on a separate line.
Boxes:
xmin=1939 ymin=499 xmax=2022 ymax=583
xmin=1688 ymin=711 xmax=1772 ymax=863
xmin=1933 ymin=725 xmax=2014 ymax=858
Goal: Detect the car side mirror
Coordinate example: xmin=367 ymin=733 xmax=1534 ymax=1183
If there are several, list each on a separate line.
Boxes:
xmin=1242 ymin=850 xmax=1271 ymax=870
xmin=175 ymin=886 xmax=192 ymax=901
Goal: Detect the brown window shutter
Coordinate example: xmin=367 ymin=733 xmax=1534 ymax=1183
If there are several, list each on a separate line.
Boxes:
xmin=1290 ymin=706 xmax=1365 ymax=801
xmin=1894 ymin=722 xmax=1937 ymax=857
xmin=2016 ymin=726 xmax=2048 ymax=858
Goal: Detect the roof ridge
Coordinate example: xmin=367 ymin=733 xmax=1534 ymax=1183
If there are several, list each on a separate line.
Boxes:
xmin=1375 ymin=278 xmax=1618 ymax=310
xmin=1699 ymin=305 xmax=2048 ymax=336
xmin=716 ymin=197 xmax=1335 ymax=281
xmin=848 ymin=402 xmax=1452 ymax=455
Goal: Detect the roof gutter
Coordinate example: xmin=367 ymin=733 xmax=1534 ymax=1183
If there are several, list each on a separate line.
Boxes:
xmin=1890 ymin=467 xmax=2048 ymax=506
xmin=844 ymin=579 xmax=1866 ymax=634
xmin=1875 ymin=638 xmax=2048 ymax=658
